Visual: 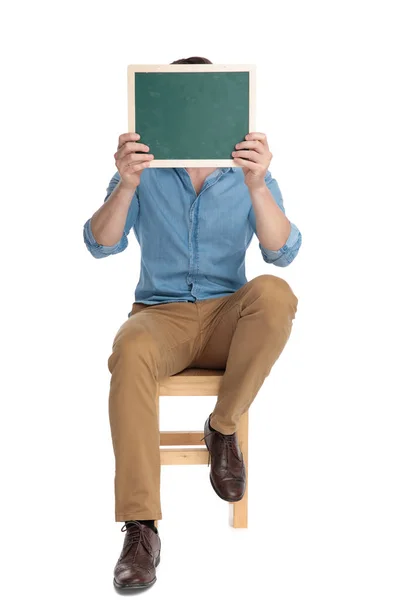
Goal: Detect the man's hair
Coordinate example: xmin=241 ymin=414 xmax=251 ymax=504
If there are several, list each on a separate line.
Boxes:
xmin=171 ymin=56 xmax=212 ymax=64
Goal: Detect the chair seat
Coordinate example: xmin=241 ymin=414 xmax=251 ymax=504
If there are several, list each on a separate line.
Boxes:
xmin=159 ymin=368 xmax=225 ymax=396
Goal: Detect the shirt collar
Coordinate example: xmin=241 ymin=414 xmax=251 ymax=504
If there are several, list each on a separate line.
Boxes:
xmin=208 ymin=166 xmax=235 ymax=180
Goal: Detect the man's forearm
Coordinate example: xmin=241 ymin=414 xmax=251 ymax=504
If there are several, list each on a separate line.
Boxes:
xmin=249 ymin=184 xmax=291 ymax=251
xmin=90 ymin=181 xmax=137 ymax=247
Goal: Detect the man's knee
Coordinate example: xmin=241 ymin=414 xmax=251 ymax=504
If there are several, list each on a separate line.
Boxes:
xmin=250 ymin=274 xmax=298 ymax=308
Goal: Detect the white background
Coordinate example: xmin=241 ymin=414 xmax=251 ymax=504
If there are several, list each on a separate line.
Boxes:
xmin=1 ymin=1 xmax=399 ymax=598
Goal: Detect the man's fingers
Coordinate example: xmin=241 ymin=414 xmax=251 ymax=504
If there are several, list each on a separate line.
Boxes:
xmin=233 ymin=157 xmax=260 ymax=171
xmin=245 ymin=132 xmax=267 ymax=143
xmin=115 ymin=142 xmax=150 ymax=160
xmin=246 ymin=132 xmax=270 ymax=152
xmin=118 ymin=132 xmax=140 ymax=149
xmin=119 ymin=153 xmax=154 ymax=169
xmin=232 ymin=150 xmax=263 ymax=163
xmin=127 ymin=160 xmax=152 ymax=173
xmin=235 ymin=140 xmax=264 ymax=153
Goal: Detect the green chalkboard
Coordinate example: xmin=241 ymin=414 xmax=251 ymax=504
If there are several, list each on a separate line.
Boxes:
xmin=128 ymin=66 xmax=255 ymax=166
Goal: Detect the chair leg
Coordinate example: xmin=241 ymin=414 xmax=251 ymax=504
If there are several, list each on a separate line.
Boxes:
xmin=232 ymin=411 xmax=249 ymax=528
xmin=155 ymin=387 xmax=160 ymax=530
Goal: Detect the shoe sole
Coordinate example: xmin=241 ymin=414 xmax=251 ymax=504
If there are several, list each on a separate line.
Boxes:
xmin=113 ymin=553 xmax=160 ymax=592
xmin=204 ymin=434 xmax=246 ymax=503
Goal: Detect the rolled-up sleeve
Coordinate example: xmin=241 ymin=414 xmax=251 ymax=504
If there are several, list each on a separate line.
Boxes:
xmin=248 ymin=171 xmax=302 ymax=267
xmin=83 ymin=171 xmax=139 ymax=259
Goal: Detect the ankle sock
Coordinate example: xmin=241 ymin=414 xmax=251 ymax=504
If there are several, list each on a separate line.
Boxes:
xmin=209 ymin=417 xmax=217 ymax=432
xmin=209 ymin=419 xmax=234 ymax=437
xmin=125 ymin=519 xmax=157 ymax=533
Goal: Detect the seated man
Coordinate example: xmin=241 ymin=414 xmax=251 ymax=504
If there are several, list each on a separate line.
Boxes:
xmin=83 ymin=56 xmax=301 ymax=592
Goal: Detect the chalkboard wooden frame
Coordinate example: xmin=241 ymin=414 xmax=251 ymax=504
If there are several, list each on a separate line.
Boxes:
xmin=127 ymin=63 xmax=256 ymax=167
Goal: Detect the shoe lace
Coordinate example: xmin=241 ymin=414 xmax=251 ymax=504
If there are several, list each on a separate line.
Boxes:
xmin=201 ymin=430 xmax=241 ymax=467
xmin=119 ymin=521 xmax=153 ymax=561
xmin=202 ymin=430 xmax=236 ymax=447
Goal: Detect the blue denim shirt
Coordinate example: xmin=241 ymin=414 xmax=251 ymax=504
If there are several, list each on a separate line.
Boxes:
xmin=83 ymin=167 xmax=301 ymax=307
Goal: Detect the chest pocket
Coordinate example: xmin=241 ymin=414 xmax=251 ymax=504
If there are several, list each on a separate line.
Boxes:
xmin=198 ymin=191 xmax=250 ymax=253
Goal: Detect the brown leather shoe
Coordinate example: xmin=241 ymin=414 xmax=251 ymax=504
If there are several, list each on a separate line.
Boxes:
xmin=113 ymin=521 xmax=161 ymax=591
xmin=203 ymin=415 xmax=246 ymax=502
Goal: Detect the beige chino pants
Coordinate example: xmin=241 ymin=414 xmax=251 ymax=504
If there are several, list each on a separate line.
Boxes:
xmin=107 ymin=274 xmax=298 ymax=522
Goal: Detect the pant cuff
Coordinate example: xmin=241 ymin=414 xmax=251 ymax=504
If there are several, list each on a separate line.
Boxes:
xmin=116 ymin=512 xmax=162 ymax=522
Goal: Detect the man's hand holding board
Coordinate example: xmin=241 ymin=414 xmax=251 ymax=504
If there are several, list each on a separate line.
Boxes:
xmin=114 ymin=132 xmax=154 ymax=190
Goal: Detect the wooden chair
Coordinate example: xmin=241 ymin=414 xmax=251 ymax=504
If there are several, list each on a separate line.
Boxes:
xmin=156 ymin=368 xmax=249 ymax=528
